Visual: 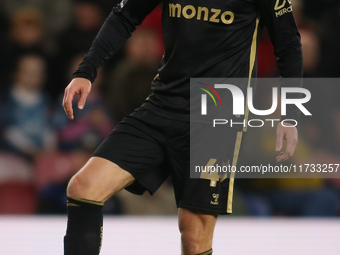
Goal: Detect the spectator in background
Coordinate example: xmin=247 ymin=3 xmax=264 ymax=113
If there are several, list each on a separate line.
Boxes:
xmin=1 ymin=0 xmax=72 ymax=40
xmin=0 ymin=54 xmax=57 ymax=159
xmin=105 ymin=28 xmax=162 ymax=121
xmin=58 ymin=0 xmax=104 ymax=60
xmin=0 ymin=8 xmax=46 ymax=91
xmin=52 ymin=0 xmax=110 ymax=98
xmin=9 ymin=9 xmax=43 ymax=49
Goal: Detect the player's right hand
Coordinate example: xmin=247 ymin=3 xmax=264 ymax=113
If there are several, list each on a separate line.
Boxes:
xmin=62 ymin=78 xmax=91 ymax=120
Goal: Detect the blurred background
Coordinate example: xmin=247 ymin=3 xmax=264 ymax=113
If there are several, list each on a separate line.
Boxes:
xmin=0 ymin=0 xmax=339 ymax=253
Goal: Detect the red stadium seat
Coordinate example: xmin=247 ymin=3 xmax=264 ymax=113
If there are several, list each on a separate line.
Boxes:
xmin=0 ymin=182 xmax=36 ymax=214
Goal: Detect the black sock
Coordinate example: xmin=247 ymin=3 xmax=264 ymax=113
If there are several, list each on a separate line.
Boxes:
xmin=64 ymin=197 xmax=104 ymax=255
xmin=183 ymin=249 xmax=213 ymax=255
xmin=197 ymin=249 xmax=213 ymax=255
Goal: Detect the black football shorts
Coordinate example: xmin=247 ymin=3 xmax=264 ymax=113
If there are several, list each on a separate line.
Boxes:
xmin=93 ymin=107 xmax=244 ymax=214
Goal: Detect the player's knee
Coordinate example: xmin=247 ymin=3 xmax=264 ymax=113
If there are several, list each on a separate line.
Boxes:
xmin=67 ymin=173 xmax=89 ymax=198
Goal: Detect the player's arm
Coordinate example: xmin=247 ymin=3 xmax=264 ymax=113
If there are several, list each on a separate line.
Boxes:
xmin=62 ymin=0 xmax=161 ymax=120
xmin=258 ymin=0 xmax=303 ymax=162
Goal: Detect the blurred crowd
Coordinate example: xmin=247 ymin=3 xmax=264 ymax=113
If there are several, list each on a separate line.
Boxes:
xmin=0 ymin=0 xmax=339 ymax=216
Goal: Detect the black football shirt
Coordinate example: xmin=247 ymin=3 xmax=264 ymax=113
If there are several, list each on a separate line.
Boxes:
xmin=73 ymin=0 xmax=302 ymax=122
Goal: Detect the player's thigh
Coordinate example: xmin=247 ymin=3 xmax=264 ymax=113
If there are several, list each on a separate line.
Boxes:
xmin=67 ymin=156 xmax=135 ymax=202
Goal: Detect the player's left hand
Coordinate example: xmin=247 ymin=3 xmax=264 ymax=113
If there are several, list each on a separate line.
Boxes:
xmin=275 ymin=122 xmax=298 ymax=163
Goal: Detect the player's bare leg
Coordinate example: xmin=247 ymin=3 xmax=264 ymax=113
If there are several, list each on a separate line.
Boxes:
xmin=64 ymin=156 xmax=135 ymax=255
xmin=67 ymin=156 xmax=135 ymax=202
xmin=179 ymin=208 xmax=217 ymax=255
